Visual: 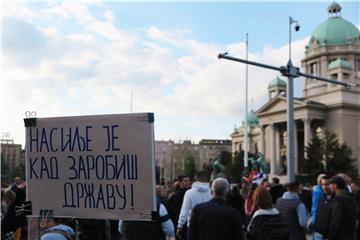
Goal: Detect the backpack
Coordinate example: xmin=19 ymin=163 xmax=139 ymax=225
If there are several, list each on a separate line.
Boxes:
xmin=314 ymin=195 xmax=331 ymax=235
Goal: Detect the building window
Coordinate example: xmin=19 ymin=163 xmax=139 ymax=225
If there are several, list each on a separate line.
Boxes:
xmin=310 ymin=62 xmax=318 ymax=75
xmin=355 ymin=59 xmax=360 ymax=77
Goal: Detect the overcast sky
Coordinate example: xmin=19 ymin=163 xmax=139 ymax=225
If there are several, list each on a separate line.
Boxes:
xmin=1 ymin=1 xmax=359 ymax=146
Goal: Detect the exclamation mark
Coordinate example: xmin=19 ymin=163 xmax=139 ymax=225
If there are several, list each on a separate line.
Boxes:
xmin=130 ymin=184 xmax=134 ymax=210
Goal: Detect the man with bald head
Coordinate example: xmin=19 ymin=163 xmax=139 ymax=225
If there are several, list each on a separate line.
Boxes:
xmin=188 ymin=178 xmax=244 ymax=240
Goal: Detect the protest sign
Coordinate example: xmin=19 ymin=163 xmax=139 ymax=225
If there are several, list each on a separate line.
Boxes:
xmin=25 ymin=113 xmax=156 ymax=220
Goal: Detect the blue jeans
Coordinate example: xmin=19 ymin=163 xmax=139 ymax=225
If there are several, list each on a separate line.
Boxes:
xmin=313 ymin=232 xmax=323 ymax=240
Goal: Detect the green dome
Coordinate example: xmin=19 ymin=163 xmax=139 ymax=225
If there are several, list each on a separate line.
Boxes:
xmin=311 ymin=13 xmax=359 ymax=46
xmin=246 ymin=110 xmax=259 ymax=126
xmin=268 ymin=77 xmax=286 ymax=88
xmin=328 ymin=58 xmax=352 ymax=70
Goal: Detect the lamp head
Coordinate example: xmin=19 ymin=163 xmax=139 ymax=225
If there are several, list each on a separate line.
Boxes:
xmin=294 ymin=23 xmax=300 ymax=32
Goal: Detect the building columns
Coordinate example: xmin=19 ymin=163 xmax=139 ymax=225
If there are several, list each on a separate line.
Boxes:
xmin=232 ymin=141 xmax=236 ymax=153
xmin=304 ymin=118 xmax=313 ymax=149
xmin=275 ymin=128 xmax=281 ymax=175
xmin=270 ymin=124 xmax=276 ymax=175
xmin=260 ymin=125 xmax=266 ymax=154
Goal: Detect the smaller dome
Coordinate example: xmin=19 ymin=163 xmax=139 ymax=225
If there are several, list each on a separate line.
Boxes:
xmin=328 ymin=58 xmax=352 ymax=70
xmin=246 ymin=110 xmax=259 ymax=126
xmin=268 ymin=76 xmax=287 ymax=88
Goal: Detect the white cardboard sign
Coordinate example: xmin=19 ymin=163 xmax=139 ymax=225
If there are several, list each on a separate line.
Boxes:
xmin=25 ymin=113 xmax=155 ymax=220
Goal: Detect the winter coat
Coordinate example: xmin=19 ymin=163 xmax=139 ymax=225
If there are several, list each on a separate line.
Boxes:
xmin=41 ymin=224 xmax=75 ymax=240
xmin=247 ymin=208 xmax=289 ymax=240
xmin=1 ymin=188 xmax=27 ymax=233
xmin=326 ymin=190 xmax=357 ymax=240
xmin=167 ymin=188 xmax=187 ymax=226
xmin=78 ymin=219 xmax=112 ymax=240
xmin=187 ymin=197 xmax=244 ymax=240
xmin=226 ymin=190 xmax=246 ymax=226
xmin=314 ymin=194 xmax=331 ymax=235
xmin=177 ymin=182 xmax=211 ymax=228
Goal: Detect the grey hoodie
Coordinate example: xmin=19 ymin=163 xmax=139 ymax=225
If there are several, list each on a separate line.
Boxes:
xmin=177 ymin=181 xmax=211 ymax=228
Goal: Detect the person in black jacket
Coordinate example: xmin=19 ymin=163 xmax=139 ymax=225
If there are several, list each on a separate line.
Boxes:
xmin=350 ymin=181 xmax=360 ymax=240
xmin=119 ymin=200 xmax=174 ymax=240
xmin=226 ymin=183 xmax=245 ymax=229
xmin=269 ymin=177 xmax=286 ymax=204
xmin=314 ymin=177 xmax=332 ymax=235
xmin=1 ymin=185 xmax=27 ymax=239
xmin=299 ymin=183 xmax=312 ymax=213
xmin=187 ymin=178 xmax=244 ymax=240
xmin=167 ymin=175 xmax=190 ymax=238
xmin=326 ymin=176 xmax=357 ymax=240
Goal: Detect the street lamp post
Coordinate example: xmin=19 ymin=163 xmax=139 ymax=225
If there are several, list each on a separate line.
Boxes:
xmin=244 ymin=33 xmax=249 ymax=174
xmin=286 ymin=16 xmax=300 ymax=182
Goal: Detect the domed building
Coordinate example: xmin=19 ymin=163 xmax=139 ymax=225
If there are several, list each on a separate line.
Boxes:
xmin=231 ymin=2 xmax=360 ymax=179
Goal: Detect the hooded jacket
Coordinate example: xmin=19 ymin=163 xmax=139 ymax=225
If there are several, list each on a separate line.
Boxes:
xmin=177 ymin=182 xmax=211 ymax=228
xmin=41 ymin=224 xmax=75 ymax=240
xmin=311 ymin=185 xmax=324 ymax=225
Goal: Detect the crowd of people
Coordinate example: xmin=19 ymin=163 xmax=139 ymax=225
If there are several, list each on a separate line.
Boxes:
xmin=2 ymin=172 xmax=360 ymax=240
xmin=125 ymin=171 xmax=360 ymax=240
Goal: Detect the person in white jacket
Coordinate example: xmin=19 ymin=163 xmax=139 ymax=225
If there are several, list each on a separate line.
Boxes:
xmin=176 ymin=171 xmax=211 ymax=239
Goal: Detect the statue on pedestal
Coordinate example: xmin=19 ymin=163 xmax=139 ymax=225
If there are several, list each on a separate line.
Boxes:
xmin=211 ymin=158 xmax=225 ymax=180
xmin=250 ymin=153 xmax=269 ymax=174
